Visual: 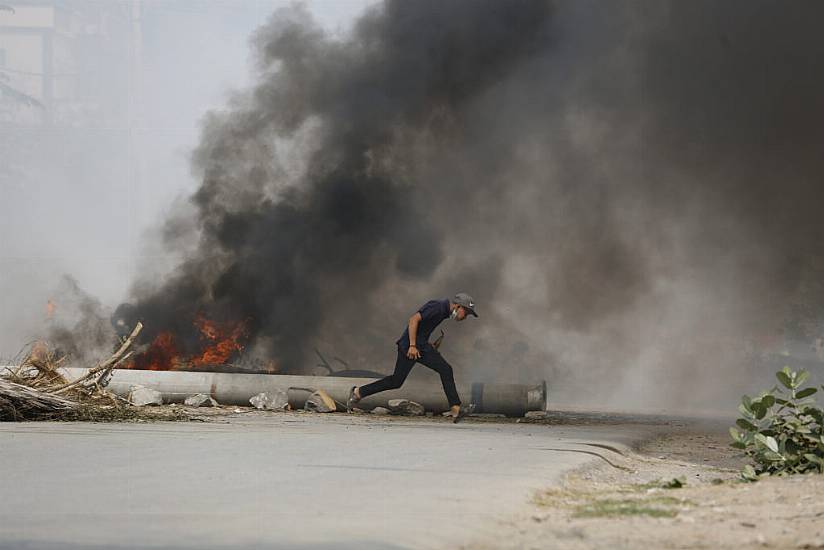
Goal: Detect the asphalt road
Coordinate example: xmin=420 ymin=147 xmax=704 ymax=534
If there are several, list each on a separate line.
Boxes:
xmin=0 ymin=412 xmax=671 ymax=550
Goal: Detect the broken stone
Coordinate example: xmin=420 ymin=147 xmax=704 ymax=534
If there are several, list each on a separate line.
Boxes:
xmin=184 ymin=393 xmax=218 ymax=407
xmin=249 ymin=390 xmax=289 ymax=410
xmin=525 ymin=411 xmax=548 ymax=419
xmin=128 ymin=385 xmax=163 ymax=406
xmin=387 ymin=399 xmax=425 ymax=416
xmin=371 ymin=407 xmax=391 ymax=415
xmin=304 ymin=389 xmax=336 ymax=413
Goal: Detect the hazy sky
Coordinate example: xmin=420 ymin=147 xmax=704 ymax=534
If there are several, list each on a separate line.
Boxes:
xmin=0 ymin=1 xmax=373 ymax=354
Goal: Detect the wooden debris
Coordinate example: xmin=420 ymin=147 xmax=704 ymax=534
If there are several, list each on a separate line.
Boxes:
xmin=0 ymin=378 xmax=78 ymax=421
xmin=0 ymin=323 xmax=143 ymax=421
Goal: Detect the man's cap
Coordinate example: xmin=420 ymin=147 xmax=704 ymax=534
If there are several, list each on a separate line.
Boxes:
xmin=454 ymin=293 xmax=478 ymax=317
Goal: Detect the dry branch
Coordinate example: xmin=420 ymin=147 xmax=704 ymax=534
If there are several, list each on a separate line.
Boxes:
xmin=50 ymin=322 xmax=142 ymax=395
xmin=0 ymin=378 xmax=79 ymax=421
xmin=1 ymin=322 xmax=144 ymax=420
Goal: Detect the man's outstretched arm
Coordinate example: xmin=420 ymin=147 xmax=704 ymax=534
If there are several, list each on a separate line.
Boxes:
xmin=407 ymin=312 xmax=422 ymax=359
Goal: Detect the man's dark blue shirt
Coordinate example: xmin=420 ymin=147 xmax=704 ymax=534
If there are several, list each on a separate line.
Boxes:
xmin=397 ymin=299 xmax=450 ymax=351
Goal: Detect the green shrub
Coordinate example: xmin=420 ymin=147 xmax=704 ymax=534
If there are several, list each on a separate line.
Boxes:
xmin=730 ymin=366 xmax=824 ymax=480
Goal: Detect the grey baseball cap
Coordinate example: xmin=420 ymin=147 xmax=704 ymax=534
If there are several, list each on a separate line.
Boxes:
xmin=453 ymin=293 xmax=478 ymax=317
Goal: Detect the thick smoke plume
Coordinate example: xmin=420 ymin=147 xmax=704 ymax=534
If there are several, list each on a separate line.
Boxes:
xmin=111 ymin=0 xmax=824 ymax=408
xmin=128 ymin=0 xmax=552 ymax=369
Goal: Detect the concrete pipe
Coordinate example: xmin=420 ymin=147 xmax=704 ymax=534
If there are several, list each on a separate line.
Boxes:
xmin=61 ymin=368 xmax=546 ymax=416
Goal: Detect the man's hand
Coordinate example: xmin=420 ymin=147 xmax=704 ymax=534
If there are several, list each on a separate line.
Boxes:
xmin=407 ymin=344 xmax=421 ymax=360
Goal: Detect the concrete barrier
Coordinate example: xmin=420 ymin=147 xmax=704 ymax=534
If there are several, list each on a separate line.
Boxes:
xmin=60 ymin=367 xmax=547 ymax=416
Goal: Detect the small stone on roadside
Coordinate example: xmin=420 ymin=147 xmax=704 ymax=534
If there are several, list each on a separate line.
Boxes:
xmin=184 ymin=393 xmax=218 ymax=407
xmin=371 ymin=407 xmax=391 ymax=415
xmin=304 ymin=390 xmax=336 ymax=413
xmin=128 ymin=385 xmax=163 ymax=406
xmin=525 ymin=411 xmax=548 ymax=419
xmin=387 ymin=399 xmax=425 ymax=416
xmin=249 ymin=390 xmax=289 ymax=410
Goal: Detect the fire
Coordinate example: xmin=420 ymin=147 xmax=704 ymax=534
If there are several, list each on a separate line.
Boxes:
xmin=190 ymin=315 xmax=249 ymax=367
xmin=128 ymin=315 xmax=250 ymax=371
xmin=131 ymin=331 xmax=180 ymax=370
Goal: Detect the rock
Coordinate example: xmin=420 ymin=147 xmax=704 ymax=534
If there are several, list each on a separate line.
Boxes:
xmin=249 ymin=390 xmax=289 ymax=410
xmin=184 ymin=393 xmax=218 ymax=407
xmin=371 ymin=407 xmax=391 ymax=415
xmin=128 ymin=385 xmax=163 ymax=406
xmin=304 ymin=389 xmax=336 ymax=413
xmin=525 ymin=411 xmax=548 ymax=419
xmin=387 ymin=399 xmax=425 ymax=416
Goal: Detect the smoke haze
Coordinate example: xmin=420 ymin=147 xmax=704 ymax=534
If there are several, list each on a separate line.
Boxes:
xmin=7 ymin=0 xmax=824 ymax=410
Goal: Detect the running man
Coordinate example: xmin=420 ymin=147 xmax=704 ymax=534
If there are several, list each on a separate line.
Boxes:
xmin=348 ymin=293 xmax=478 ymax=422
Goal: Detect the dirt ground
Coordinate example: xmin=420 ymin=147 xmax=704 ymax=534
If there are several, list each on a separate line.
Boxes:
xmin=472 ymin=422 xmax=824 ymax=550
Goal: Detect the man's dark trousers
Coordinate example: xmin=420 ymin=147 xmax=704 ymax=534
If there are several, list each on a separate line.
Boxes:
xmin=359 ymin=345 xmax=461 ymax=406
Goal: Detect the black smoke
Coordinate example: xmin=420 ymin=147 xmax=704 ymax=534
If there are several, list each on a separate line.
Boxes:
xmin=129 ymin=0 xmax=553 ymax=368
xmin=119 ymin=0 xmax=824 ymax=407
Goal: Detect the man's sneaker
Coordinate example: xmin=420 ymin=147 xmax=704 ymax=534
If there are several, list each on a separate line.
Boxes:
xmin=346 ymin=386 xmax=360 ymax=413
xmin=453 ymin=403 xmax=475 ymax=424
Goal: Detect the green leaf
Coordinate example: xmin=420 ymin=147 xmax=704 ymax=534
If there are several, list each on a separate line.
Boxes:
xmin=729 ymin=427 xmax=742 ymax=441
xmin=730 ymin=441 xmax=746 ymax=449
xmin=761 ymin=394 xmax=776 ymax=408
xmin=796 ymin=370 xmax=810 ymax=387
xmin=753 ymin=403 xmax=768 ymax=420
xmin=736 ymin=419 xmax=757 ymax=432
xmin=738 ymin=403 xmax=754 ymax=418
xmin=763 ymin=450 xmax=785 ymax=461
xmin=741 ymin=464 xmax=758 ymax=481
xmin=742 ymin=395 xmax=753 ymax=410
xmin=777 ymin=371 xmax=793 ymax=389
xmin=755 ymin=433 xmax=779 ymax=452
xmin=797 ymin=387 xmax=817 ymax=399
xmin=804 ymin=454 xmax=824 ymax=466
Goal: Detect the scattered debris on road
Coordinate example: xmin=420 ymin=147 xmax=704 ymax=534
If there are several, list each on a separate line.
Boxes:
xmin=304 ymin=389 xmax=337 ymax=412
xmin=0 ymin=378 xmax=79 ymax=420
xmin=0 ymin=323 xmax=144 ymax=420
xmin=249 ymin=390 xmax=289 ymax=410
xmin=387 ymin=399 xmax=425 ymax=416
xmin=128 ymin=385 xmax=164 ymax=406
xmin=184 ymin=393 xmax=218 ymax=407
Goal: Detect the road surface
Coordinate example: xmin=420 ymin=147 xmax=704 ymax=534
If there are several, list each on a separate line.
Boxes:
xmin=0 ymin=412 xmax=672 ymax=549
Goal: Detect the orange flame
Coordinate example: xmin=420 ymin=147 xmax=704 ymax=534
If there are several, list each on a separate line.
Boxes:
xmin=190 ymin=315 xmax=249 ymax=367
xmin=131 ymin=331 xmax=180 ymax=370
xmin=128 ymin=315 xmax=250 ymax=370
